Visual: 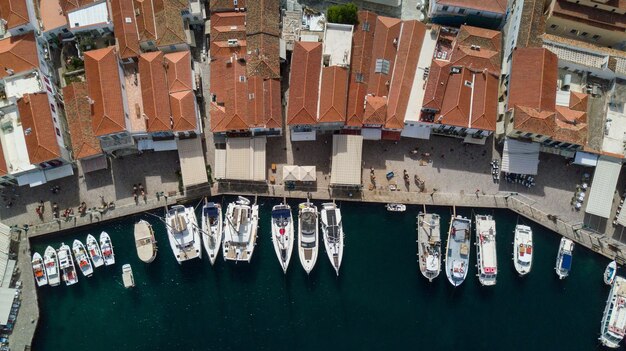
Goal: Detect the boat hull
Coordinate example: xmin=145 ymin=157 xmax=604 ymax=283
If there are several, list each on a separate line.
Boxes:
xmin=100 ymin=232 xmax=116 ymax=266
xmin=223 ymin=199 xmax=258 ymax=263
xmin=513 ymin=225 xmax=533 ymax=276
xmin=58 ymin=244 xmax=78 ymax=286
xmin=321 ymin=203 xmax=343 ymax=276
xmin=298 ymin=203 xmax=318 ymax=274
xmin=444 ymin=216 xmax=471 ymax=287
xmin=32 ymin=253 xmax=48 ymax=287
xmin=604 ymin=261 xmax=617 ymax=285
xmin=166 ymin=206 xmax=202 ymax=263
xmin=134 ymin=220 xmax=157 ymax=263
xmin=43 ymin=246 xmax=61 ymax=287
xmin=475 ymin=215 xmax=497 ymax=287
xmin=417 ymin=213 xmax=441 ymax=282
xmin=555 ymin=237 xmax=574 ymax=279
xmin=86 ymin=234 xmax=104 ymax=268
xmin=272 ymin=204 xmax=294 ymax=273
xmin=201 ymin=203 xmax=223 ymax=265
xmin=72 ymin=240 xmax=94 ymax=277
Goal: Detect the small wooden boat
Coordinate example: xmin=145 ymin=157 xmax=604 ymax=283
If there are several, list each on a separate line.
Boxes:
xmin=604 ymin=261 xmax=617 ymax=285
xmin=386 ymin=203 xmax=406 ymax=212
xmin=134 ymin=220 xmax=157 ymax=263
xmin=122 ymin=264 xmax=135 ymax=288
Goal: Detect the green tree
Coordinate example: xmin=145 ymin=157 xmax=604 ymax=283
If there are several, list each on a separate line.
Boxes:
xmin=327 ymin=3 xmax=359 ymax=25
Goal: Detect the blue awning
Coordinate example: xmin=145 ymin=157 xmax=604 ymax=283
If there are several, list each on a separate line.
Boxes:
xmin=561 ymin=254 xmax=572 ymax=270
xmin=271 ymin=209 xmax=291 ymax=219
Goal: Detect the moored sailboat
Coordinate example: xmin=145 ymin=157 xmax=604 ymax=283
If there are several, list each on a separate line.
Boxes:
xmin=513 ymin=224 xmax=533 ymax=276
xmin=223 ymin=197 xmax=259 ymax=263
xmin=73 ymin=240 xmax=93 ymax=277
xmin=165 ymin=205 xmax=202 ymax=263
xmin=271 ymin=203 xmax=294 ymax=273
xmin=201 ymin=201 xmax=223 ymax=265
xmin=417 ymin=212 xmax=441 ymax=282
xmin=475 ymin=214 xmax=497 ymax=286
xmin=31 ymin=252 xmax=48 ymax=287
xmin=445 ymin=215 xmax=471 ymax=287
xmin=321 ymin=202 xmax=344 ymax=276
xmin=298 ymin=201 xmax=318 ymax=274
xmin=43 ymin=246 xmax=61 ymax=287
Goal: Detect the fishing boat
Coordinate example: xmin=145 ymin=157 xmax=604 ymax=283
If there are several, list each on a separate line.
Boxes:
xmin=43 ymin=246 xmax=61 ymax=287
xmin=166 ymin=205 xmax=202 ymax=263
xmin=600 ymin=276 xmax=626 ymax=348
xmin=100 ymin=232 xmax=116 ymax=266
xmin=58 ymin=243 xmax=78 ymax=286
xmin=72 ymin=240 xmax=93 ymax=277
xmin=223 ymin=197 xmax=259 ymax=263
xmin=321 ymin=202 xmax=344 ymax=276
xmin=298 ymin=201 xmax=318 ymax=274
xmin=605 ymin=261 xmax=618 ymax=286
xmin=417 ymin=212 xmax=441 ymax=282
xmin=201 ymin=201 xmax=223 ymax=265
xmin=86 ymin=234 xmax=104 ymax=268
xmin=122 ymin=264 xmax=135 ymax=288
xmin=271 ymin=203 xmax=294 ymax=273
xmin=386 ymin=203 xmax=406 ymax=212
xmin=31 ymin=253 xmax=48 ymax=287
xmin=555 ymin=237 xmax=574 ymax=279
xmin=444 ymin=215 xmax=471 ymax=287
xmin=475 ymin=214 xmax=497 ymax=286
xmin=513 ymin=224 xmax=533 ymax=276
xmin=134 ymin=220 xmax=157 ymax=263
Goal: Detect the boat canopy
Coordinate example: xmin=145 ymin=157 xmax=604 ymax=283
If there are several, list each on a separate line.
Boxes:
xmin=272 ymin=209 xmax=291 ymax=219
xmin=204 ymin=204 xmax=219 ymax=217
xmin=561 ymin=254 xmax=572 ymax=270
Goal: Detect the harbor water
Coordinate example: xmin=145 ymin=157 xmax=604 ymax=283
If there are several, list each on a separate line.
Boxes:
xmin=31 ymin=197 xmax=613 ymax=350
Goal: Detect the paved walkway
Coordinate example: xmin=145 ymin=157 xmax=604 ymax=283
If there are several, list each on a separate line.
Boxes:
xmin=10 ymin=232 xmax=39 ymax=351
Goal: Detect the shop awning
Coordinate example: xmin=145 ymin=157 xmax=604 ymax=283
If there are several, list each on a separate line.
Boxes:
xmin=300 ymin=166 xmax=316 ymax=181
xmin=216 ymin=137 xmax=267 ymax=181
xmin=214 ymin=149 xmax=226 ymax=179
xmin=586 ymin=156 xmax=622 ymax=218
xmin=282 ymin=165 xmax=299 ymax=181
xmin=574 ymin=151 xmax=598 ymax=167
xmin=361 ymin=128 xmax=382 ymax=140
xmin=44 ymin=164 xmax=74 ymax=182
xmin=80 ymin=155 xmax=107 ymax=174
xmin=290 ymin=131 xmax=316 ymax=141
xmin=16 ymin=170 xmax=46 ymax=187
xmin=501 ymin=138 xmax=540 ymax=175
xmin=0 ymin=224 xmax=11 ymax=288
xmin=153 ymin=140 xmax=178 ymax=152
xmin=0 ymin=287 xmax=16 ymax=325
xmin=331 ymin=135 xmax=363 ymax=187
xmin=401 ymin=124 xmax=431 ymax=139
xmin=177 ymin=138 xmax=208 ymax=187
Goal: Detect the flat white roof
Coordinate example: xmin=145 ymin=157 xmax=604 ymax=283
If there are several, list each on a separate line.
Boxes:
xmin=3 ymin=73 xmax=42 ymax=102
xmin=0 ymin=109 xmax=33 ymax=174
xmin=330 ymin=134 xmax=362 ymax=186
xmin=404 ymin=29 xmax=437 ymax=122
xmin=68 ymin=1 xmax=109 ymax=29
xmin=602 ymin=104 xmax=626 ymax=156
xmin=586 ymin=156 xmax=622 ymax=218
xmin=303 ymin=13 xmax=325 ymax=32
xmin=216 ymin=137 xmax=266 ymax=181
xmin=177 ymin=138 xmax=208 ymax=187
xmin=323 ymin=23 xmax=353 ymax=67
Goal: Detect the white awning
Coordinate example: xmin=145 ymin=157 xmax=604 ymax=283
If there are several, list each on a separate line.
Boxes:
xmin=617 ymin=205 xmax=626 ymax=227
xmin=331 ymin=134 xmax=363 ymax=186
xmin=290 ymin=131 xmax=316 ymax=141
xmin=501 ymin=139 xmax=540 ymax=175
xmin=0 ymin=287 xmax=16 ymax=325
xmin=214 ymin=149 xmax=226 ymax=179
xmin=0 ymin=224 xmax=11 ymax=288
xmin=177 ymin=138 xmax=208 ymax=187
xmin=137 ymin=139 xmax=154 ymax=151
xmin=300 ymin=166 xmax=316 ymax=181
xmin=401 ymin=124 xmax=431 ymax=139
xmin=463 ymin=135 xmax=487 ymax=145
xmin=80 ymin=154 xmax=108 ymax=174
xmin=16 ymin=170 xmax=46 ymax=187
xmin=153 ymin=140 xmax=178 ymax=152
xmin=44 ymin=164 xmax=74 ymax=182
xmin=574 ymin=151 xmax=599 ymax=167
xmin=586 ymin=156 xmax=622 ymax=218
xmin=361 ymin=128 xmax=382 ymax=140
xmin=222 ymin=137 xmax=267 ymax=181
xmin=282 ymin=165 xmax=299 ymax=181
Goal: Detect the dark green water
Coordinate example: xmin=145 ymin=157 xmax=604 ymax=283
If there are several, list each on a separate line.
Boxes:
xmin=31 ymin=197 xmax=615 ymax=350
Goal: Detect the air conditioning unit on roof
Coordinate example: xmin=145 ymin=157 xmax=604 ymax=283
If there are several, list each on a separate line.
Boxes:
xmin=228 ymin=39 xmax=239 ymax=47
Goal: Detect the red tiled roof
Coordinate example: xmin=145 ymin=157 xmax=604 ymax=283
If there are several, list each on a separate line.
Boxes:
xmin=455 ymin=25 xmax=502 ymax=52
xmin=246 ymin=33 xmax=281 ymax=79
xmin=210 ymin=55 xmax=249 ymax=132
xmin=346 ymin=11 xmax=377 ymax=127
xmin=422 ymin=60 xmax=448 ymax=110
xmin=211 ymin=39 xmax=248 ymax=58
xmin=451 ymin=45 xmax=500 ymax=73
xmin=210 ymin=0 xmax=246 ymax=11
xmin=164 ymin=50 xmax=193 ymax=93
xmin=386 ymin=20 xmax=425 ymax=130
xmin=508 ymin=48 xmax=558 ymax=112
xmin=246 ymin=0 xmax=280 ymax=37
xmin=210 ymin=12 xmax=246 ymax=42
xmin=84 ymin=46 xmax=126 ymax=136
xmin=367 ymin=16 xmax=402 ymax=97
xmin=468 ymin=71 xmax=498 ymax=131
xmin=246 ymin=76 xmax=281 ymax=129
xmin=287 ymin=41 xmax=322 ymax=126
xmin=169 ymin=90 xmax=197 ymax=131
xmin=318 ymin=66 xmax=348 ymax=123
xmin=514 ymin=105 xmax=557 ymax=136
xmin=110 ymin=0 xmax=140 ymax=59
xmin=363 ymin=96 xmax=387 ymax=125
xmin=0 ymin=141 xmax=7 ymax=175
xmin=0 ymin=33 xmax=39 ymax=79
xmin=40 ymin=0 xmax=68 ymax=31
xmin=60 ymin=0 xmax=98 ymax=12
xmin=569 ymin=91 xmax=588 ymax=112
xmin=438 ymin=67 xmax=472 ymax=127
xmin=63 ymin=82 xmax=102 ymax=159
xmin=0 ymin=0 xmax=29 ymax=29
xmin=134 ymin=0 xmax=158 ymax=41
xmin=435 ymin=0 xmax=507 ymax=15
xmin=139 ymin=51 xmax=172 ymax=132
xmin=18 ymin=93 xmax=61 ymax=165
xmin=552 ymin=0 xmax=626 ymax=32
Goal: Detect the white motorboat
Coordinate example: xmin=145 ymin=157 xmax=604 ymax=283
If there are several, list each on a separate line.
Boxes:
xmin=445 ymin=215 xmax=471 ymax=287
xmin=201 ymin=201 xmax=223 ymax=265
xmin=417 ymin=212 xmax=441 ymax=282
xmin=600 ymin=276 xmax=626 ymax=348
xmin=386 ymin=203 xmax=406 ymax=212
xmin=271 ymin=203 xmax=294 ymax=273
xmin=86 ymin=234 xmax=104 ymax=268
xmin=73 ymin=240 xmax=93 ymax=277
xmin=58 ymin=243 xmax=78 ymax=286
xmin=43 ymin=246 xmax=61 ymax=287
xmin=605 ymin=261 xmax=618 ymax=286
xmin=100 ymin=232 xmax=116 ymax=266
xmin=321 ymin=202 xmax=344 ymax=276
xmin=166 ymin=205 xmax=202 ymax=263
xmin=122 ymin=264 xmax=135 ymax=288
xmin=223 ymin=197 xmax=259 ymax=263
xmin=513 ymin=224 xmax=533 ymax=276
xmin=298 ymin=201 xmax=318 ymax=274
xmin=134 ymin=220 xmax=157 ymax=263
xmin=475 ymin=214 xmax=497 ymax=286
xmin=555 ymin=237 xmax=574 ymax=279
xmin=31 ymin=252 xmax=48 ymax=287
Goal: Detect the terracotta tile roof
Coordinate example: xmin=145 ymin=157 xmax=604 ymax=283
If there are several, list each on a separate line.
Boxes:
xmin=346 ymin=11 xmax=377 ymax=127
xmin=246 ymin=0 xmax=280 ymax=37
xmin=551 ymin=0 xmax=626 ymax=32
xmin=386 ymin=20 xmax=425 ymax=130
xmin=210 ymin=55 xmax=249 ymax=132
xmin=246 ymin=33 xmax=280 ymax=79
xmin=318 ymin=66 xmax=348 ymax=123
xmin=422 ymin=60 xmax=448 ymax=110
xmin=569 ymin=91 xmax=588 ymax=112
xmin=0 ymin=33 xmax=39 ymax=79
xmin=514 ymin=105 xmax=557 ymax=136
xmin=169 ymin=90 xmax=197 ymax=131
xmin=455 ymin=25 xmax=502 ymax=52
xmin=211 ymin=40 xmax=247 ymax=58
xmin=63 ymin=82 xmax=102 ymax=159
xmin=363 ymin=96 xmax=387 ymax=125
xmin=139 ymin=51 xmax=172 ymax=132
xmin=18 ymin=93 xmax=61 ymax=165
xmin=210 ymin=12 xmax=246 ymax=42
xmin=468 ymin=70 xmax=498 ymax=131
xmin=515 ymin=0 xmax=546 ymax=49
xmin=0 ymin=141 xmax=7 ymax=175
xmin=287 ymin=41 xmax=322 ymax=126
xmin=438 ymin=67 xmax=472 ymax=127
xmin=134 ymin=0 xmax=158 ymax=42
xmin=451 ymin=45 xmax=500 ymax=72
xmin=263 ymin=78 xmax=281 ymax=129
xmin=367 ymin=16 xmax=402 ymax=97
xmin=435 ymin=0 xmax=507 ymax=15
xmin=0 ymin=0 xmax=29 ymax=29
xmin=84 ymin=46 xmax=126 ymax=136
xmin=164 ymin=50 xmax=193 ymax=93
xmin=508 ymin=48 xmax=558 ymax=112
xmin=110 ymin=0 xmax=140 ymax=59
xmin=60 ymin=0 xmax=98 ymax=12
xmin=40 ymin=0 xmax=68 ymax=31
xmin=153 ymin=0 xmax=187 ymax=47
xmin=210 ymin=0 xmax=245 ymax=11
xmin=554 ymin=108 xmax=588 ymax=145
xmin=246 ymin=76 xmax=281 ymax=129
